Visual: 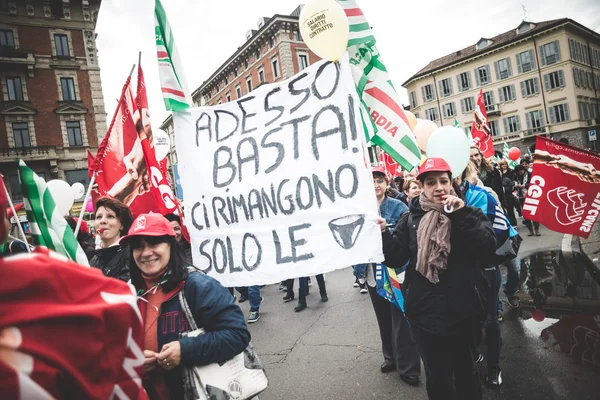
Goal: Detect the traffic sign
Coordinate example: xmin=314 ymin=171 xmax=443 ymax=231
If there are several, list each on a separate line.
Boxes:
xmin=589 ymin=129 xmax=597 ymax=141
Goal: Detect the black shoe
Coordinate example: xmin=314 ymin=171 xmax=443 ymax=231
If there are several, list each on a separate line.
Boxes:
xmin=294 ymin=302 xmax=307 ymax=312
xmin=320 ymin=294 xmax=328 ymax=302
xmin=486 ymin=366 xmax=502 ymax=388
xmin=400 ymin=375 xmax=420 ymax=386
xmin=283 ymin=294 xmax=294 ymax=302
xmin=380 ymin=362 xmax=395 ymax=373
xmin=238 ymin=295 xmax=247 ymax=303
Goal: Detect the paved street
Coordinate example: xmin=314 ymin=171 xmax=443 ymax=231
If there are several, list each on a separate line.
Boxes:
xmin=238 ymin=224 xmax=600 ymax=400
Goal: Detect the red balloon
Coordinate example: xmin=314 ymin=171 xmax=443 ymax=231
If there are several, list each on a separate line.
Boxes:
xmin=531 ymin=309 xmax=545 ymax=322
xmin=508 ymin=147 xmax=521 ymax=161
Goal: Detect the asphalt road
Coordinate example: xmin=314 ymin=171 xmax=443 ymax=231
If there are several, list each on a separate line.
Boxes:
xmin=239 ymin=225 xmax=600 ymax=400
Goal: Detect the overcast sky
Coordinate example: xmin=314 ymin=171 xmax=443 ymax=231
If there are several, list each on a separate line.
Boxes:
xmin=95 ymin=0 xmax=600 ymax=130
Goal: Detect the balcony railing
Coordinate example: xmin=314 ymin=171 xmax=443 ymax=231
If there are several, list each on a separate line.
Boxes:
xmin=0 ymin=146 xmax=57 ymax=162
xmin=523 ymin=126 xmax=548 ymax=136
xmin=486 ymin=104 xmax=501 ymax=116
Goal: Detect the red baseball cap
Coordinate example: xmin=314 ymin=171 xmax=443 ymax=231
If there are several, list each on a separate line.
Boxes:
xmin=119 ymin=213 xmax=175 ymax=245
xmin=416 ymin=157 xmax=452 ymax=180
xmin=371 ymin=165 xmax=387 ymax=175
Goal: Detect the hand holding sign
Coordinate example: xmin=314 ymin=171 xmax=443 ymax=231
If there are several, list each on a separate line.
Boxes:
xmin=299 ymin=0 xmax=349 ymax=61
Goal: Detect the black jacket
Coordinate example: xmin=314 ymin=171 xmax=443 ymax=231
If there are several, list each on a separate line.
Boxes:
xmin=77 ymin=234 xmax=96 ymax=261
xmin=89 ymin=244 xmax=131 ymax=282
xmin=482 ymin=168 xmax=505 ymax=208
xmin=382 ymin=197 xmax=496 ymax=336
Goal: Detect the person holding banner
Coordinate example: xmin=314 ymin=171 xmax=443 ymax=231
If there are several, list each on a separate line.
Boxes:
xmin=122 ymin=213 xmax=250 ymax=400
xmin=380 ymin=157 xmax=496 ymax=400
xmin=90 ymin=197 xmax=134 ymax=281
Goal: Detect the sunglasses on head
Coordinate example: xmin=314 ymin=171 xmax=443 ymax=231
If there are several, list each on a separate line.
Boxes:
xmin=129 ymin=235 xmax=170 ymax=249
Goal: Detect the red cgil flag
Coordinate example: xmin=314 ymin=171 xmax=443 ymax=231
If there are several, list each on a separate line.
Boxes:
xmin=471 ymin=89 xmax=495 ymax=158
xmin=523 ymin=136 xmax=600 ymax=238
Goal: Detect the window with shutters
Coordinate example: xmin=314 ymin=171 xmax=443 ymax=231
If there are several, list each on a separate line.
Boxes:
xmin=594 ymin=73 xmax=600 ymax=90
xmin=549 ymin=103 xmax=570 ymax=123
xmin=422 ymin=84 xmax=435 ymax=102
xmin=475 ymin=65 xmax=491 ymax=86
xmin=483 ymin=91 xmax=494 ymax=111
xmin=544 ymin=70 xmax=565 ymax=91
xmin=439 ymin=78 xmax=453 ymax=97
xmin=494 ymin=58 xmax=512 ymax=80
xmin=540 ymin=41 xmax=561 ymax=66
xmin=457 ymin=72 xmax=471 ymax=92
xmin=442 ymin=102 xmax=456 ymax=118
xmin=520 ymin=77 xmax=539 ymax=97
xmin=12 ymin=122 xmax=31 ymax=148
xmin=498 ymin=85 xmax=516 ymax=102
xmin=6 ymin=76 xmax=24 ymax=101
xmin=579 ymin=102 xmax=590 ymax=120
xmin=489 ymin=120 xmax=499 ymax=137
xmin=235 ymin=85 xmax=242 ymax=99
xmin=525 ymin=110 xmax=544 ymax=133
xmin=425 ymin=107 xmax=438 ymax=121
xmin=573 ymin=68 xmax=581 ymax=87
xmin=461 ymin=96 xmax=475 ymax=114
xmin=516 ymin=50 xmax=535 ymax=73
xmin=409 ymin=91 xmax=418 ymax=108
xmin=503 ymin=115 xmax=521 ymax=134
xmin=60 ymin=77 xmax=76 ymax=100
xmin=586 ymin=72 xmax=593 ymax=89
xmin=66 ymin=121 xmax=83 ymax=146
xmin=0 ymin=29 xmax=14 ymax=48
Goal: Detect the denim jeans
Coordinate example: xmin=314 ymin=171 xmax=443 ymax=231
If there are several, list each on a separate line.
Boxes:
xmin=481 ymin=267 xmax=501 ymax=371
xmin=247 ymin=285 xmax=261 ymax=312
xmin=497 ymin=255 xmax=521 ymax=313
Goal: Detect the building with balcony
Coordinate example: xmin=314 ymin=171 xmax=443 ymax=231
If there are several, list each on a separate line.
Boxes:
xmin=402 ymin=18 xmax=600 ymax=154
xmin=0 ymin=0 xmax=105 ymax=203
xmin=160 ymin=6 xmax=319 ymax=197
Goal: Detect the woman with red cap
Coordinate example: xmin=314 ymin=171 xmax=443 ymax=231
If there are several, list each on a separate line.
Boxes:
xmin=379 ymin=157 xmax=496 ymax=400
xmin=121 ymin=213 xmax=250 ymax=400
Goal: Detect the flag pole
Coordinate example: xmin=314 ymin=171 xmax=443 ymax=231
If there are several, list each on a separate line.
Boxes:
xmin=74 ymin=63 xmax=136 ymax=237
xmin=4 ymin=186 xmax=31 ymax=253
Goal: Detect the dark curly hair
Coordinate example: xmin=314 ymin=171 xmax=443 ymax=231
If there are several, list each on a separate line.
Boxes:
xmin=94 ymin=197 xmax=134 ymax=236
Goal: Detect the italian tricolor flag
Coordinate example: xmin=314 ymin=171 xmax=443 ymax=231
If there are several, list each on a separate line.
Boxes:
xmin=337 ymin=0 xmax=421 ymax=171
xmin=155 ymin=0 xmax=190 ymax=111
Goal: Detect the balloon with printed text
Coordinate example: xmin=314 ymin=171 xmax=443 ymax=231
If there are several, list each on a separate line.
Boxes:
xmin=299 ymin=0 xmax=349 ymax=61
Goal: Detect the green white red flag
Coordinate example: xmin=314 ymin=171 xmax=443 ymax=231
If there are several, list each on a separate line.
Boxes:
xmin=338 ymin=0 xmax=421 ymax=171
xmin=155 ymin=0 xmax=189 ymax=111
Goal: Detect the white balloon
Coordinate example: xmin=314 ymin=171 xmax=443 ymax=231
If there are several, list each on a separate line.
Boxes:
xmin=426 ymin=126 xmax=471 ymax=178
xmin=299 ymin=0 xmax=349 ymax=62
xmin=47 ymin=180 xmax=75 ymax=216
xmin=71 ymin=182 xmax=85 ymax=200
xmin=153 ymin=129 xmax=170 ymax=161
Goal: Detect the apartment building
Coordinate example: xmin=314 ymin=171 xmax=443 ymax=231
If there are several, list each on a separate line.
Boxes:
xmin=0 ymin=0 xmax=105 ymax=204
xmin=403 ymin=19 xmax=600 ymax=153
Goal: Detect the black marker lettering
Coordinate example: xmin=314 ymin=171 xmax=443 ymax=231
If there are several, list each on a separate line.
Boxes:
xmin=238 ymin=96 xmax=257 ymax=135
xmin=260 ymin=126 xmax=284 ymax=174
xmin=281 ymin=115 xmax=310 ymax=159
xmin=214 ymin=109 xmax=239 ymax=142
xmin=237 ymin=137 xmax=259 ymax=182
xmin=288 ymin=72 xmax=311 ymax=114
xmin=213 ymin=146 xmax=236 ymax=188
xmin=312 ymin=61 xmax=340 ymax=100
xmin=242 ymin=233 xmax=261 ymax=271
xmin=335 ymin=163 xmax=359 ymax=199
xmin=311 ymin=105 xmax=347 ymax=160
xmin=264 ymin=87 xmax=284 ymax=127
xmin=196 ymin=112 xmax=212 ymax=146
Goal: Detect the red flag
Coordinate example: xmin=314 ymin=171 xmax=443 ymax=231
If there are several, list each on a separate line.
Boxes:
xmin=0 ymin=175 xmax=8 ymax=242
xmin=0 ymin=248 xmax=148 ymax=399
xmin=471 ymin=90 xmax=495 ymax=158
xmin=523 ymin=136 xmax=600 ymax=238
xmin=378 ymin=151 xmax=402 ymax=179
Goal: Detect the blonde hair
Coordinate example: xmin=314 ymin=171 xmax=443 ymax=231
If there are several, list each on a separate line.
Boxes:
xmin=463 ymin=161 xmax=480 ymax=185
xmin=470 ymin=146 xmax=494 ymax=173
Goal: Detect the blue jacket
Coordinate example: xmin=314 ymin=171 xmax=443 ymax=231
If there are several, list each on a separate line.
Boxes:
xmin=140 ymin=272 xmax=250 ymax=400
xmin=380 ymin=196 xmax=409 ymax=229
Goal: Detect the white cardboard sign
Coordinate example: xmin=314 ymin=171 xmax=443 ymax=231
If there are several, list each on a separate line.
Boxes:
xmin=174 ymin=57 xmax=383 ymax=287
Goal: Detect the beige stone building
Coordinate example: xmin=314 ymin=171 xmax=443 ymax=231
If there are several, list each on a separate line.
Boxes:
xmin=402 ymin=19 xmax=600 ymax=154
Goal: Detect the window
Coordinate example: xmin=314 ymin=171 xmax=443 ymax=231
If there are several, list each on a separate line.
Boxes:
xmin=568 ymin=39 xmax=589 ymax=64
xmin=586 ymin=71 xmax=593 ymax=89
xmin=294 ymin=31 xmax=302 ymax=41
xmin=12 ymin=122 xmax=31 ymax=148
xmin=61 ymin=77 xmax=76 ymax=100
xmin=425 ymin=107 xmax=439 ymax=121
xmin=475 ymin=65 xmax=491 ymax=86
xmin=54 ymin=34 xmax=70 ymax=57
xmin=272 ymin=58 xmax=280 ymax=78
xmin=456 ymin=72 xmax=472 ymax=92
xmin=50 ymin=0 xmax=64 ymax=18
xmin=244 ymin=59 xmax=249 ymax=70
xmin=520 ymin=77 xmax=540 ymax=96
xmin=483 ymin=91 xmax=495 ymax=111
xmin=489 ymin=120 xmax=499 ymax=137
xmin=503 ymin=115 xmax=521 ymax=134
xmin=573 ymin=68 xmax=582 ymax=86
xmin=66 ymin=121 xmax=83 ymax=146
xmin=438 ymin=78 xmax=453 ymax=97
xmin=224 ymin=76 xmax=228 ymax=85
xmin=525 ymin=110 xmax=545 ymax=133
xmin=65 ymin=170 xmax=90 ymax=196
xmin=299 ymin=54 xmax=309 ymax=70
xmin=579 ymin=102 xmax=590 ymax=120
xmin=442 ymin=102 xmax=456 ymax=118
xmin=226 ymin=93 xmax=231 ymax=102
xmin=516 ymin=50 xmax=535 ymax=73
xmin=421 ymin=84 xmax=435 ymax=102
xmin=233 ymin=67 xmax=238 ymax=77
xmin=540 ymin=41 xmax=561 ymax=66
xmin=494 ymin=58 xmax=512 ymax=80
xmin=255 ymin=47 xmax=261 ymax=59
xmin=549 ymin=103 xmax=570 ymax=123
xmin=269 ymin=37 xmax=274 ymax=49
xmin=461 ymin=96 xmax=475 ymax=113
xmin=543 ymin=70 xmax=565 ymax=90
xmin=258 ymin=68 xmax=265 ymax=83
xmin=498 ymin=85 xmax=516 ymax=102
xmin=0 ymin=29 xmax=14 ymax=47
xmin=6 ymin=76 xmax=23 ymax=101
xmin=409 ymin=91 xmax=418 ymax=108
xmin=464 ymin=126 xmax=472 ymax=136
xmin=236 ymin=85 xmax=242 ymax=98
xmin=246 ymin=77 xmax=252 ymax=92
xmin=9 ymin=175 xmax=22 ymax=201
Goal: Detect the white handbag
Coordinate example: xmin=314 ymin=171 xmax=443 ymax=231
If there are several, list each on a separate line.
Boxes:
xmin=178 ymin=290 xmax=268 ymax=400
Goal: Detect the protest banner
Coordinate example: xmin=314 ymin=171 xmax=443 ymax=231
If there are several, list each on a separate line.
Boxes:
xmin=523 ymin=136 xmax=600 ymax=238
xmin=174 ymin=57 xmax=384 ymax=287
